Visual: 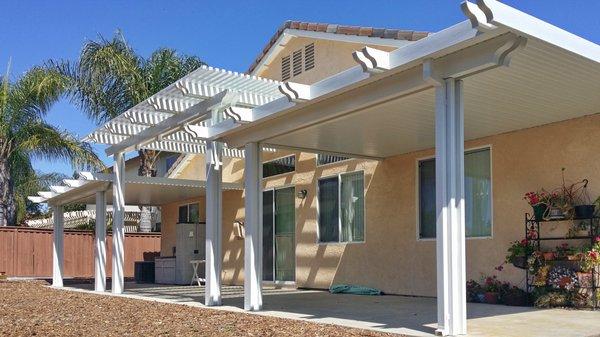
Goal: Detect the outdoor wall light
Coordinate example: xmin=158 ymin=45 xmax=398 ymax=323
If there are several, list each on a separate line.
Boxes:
xmin=297 ymin=189 xmax=308 ymax=199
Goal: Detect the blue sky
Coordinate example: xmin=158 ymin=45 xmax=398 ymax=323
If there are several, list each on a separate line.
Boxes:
xmin=1 ymin=0 xmax=599 ymax=176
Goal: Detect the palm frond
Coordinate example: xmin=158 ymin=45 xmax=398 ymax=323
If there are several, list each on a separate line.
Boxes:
xmin=14 ymin=121 xmax=104 ymax=170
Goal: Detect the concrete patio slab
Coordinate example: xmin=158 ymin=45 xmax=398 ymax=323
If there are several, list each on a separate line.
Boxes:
xmin=65 ymin=282 xmax=600 ymax=337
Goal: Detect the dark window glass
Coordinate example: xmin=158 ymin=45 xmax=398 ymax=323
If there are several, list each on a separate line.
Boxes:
xmin=263 ymin=155 xmax=295 ymax=178
xmin=318 ymin=177 xmax=339 ymax=242
xmin=178 ymin=205 xmax=188 ymax=223
xmin=188 ymin=203 xmax=200 ymax=223
xmin=165 ymin=155 xmax=179 ymax=173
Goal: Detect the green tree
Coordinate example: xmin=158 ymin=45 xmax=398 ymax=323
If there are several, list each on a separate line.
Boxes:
xmin=56 ymin=32 xmax=205 ymax=231
xmin=0 ymin=65 xmax=102 ymax=226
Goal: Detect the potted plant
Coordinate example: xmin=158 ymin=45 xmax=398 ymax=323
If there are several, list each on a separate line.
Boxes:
xmin=505 ymin=239 xmax=534 ymax=269
xmin=524 ymin=191 xmax=549 ymax=221
xmin=481 ymin=275 xmax=502 ymax=304
xmin=580 ymin=237 xmax=600 ymax=273
xmin=572 ymin=179 xmax=595 ymax=219
xmin=543 ymin=251 xmax=556 ymax=261
xmin=466 ymin=279 xmax=483 ymax=303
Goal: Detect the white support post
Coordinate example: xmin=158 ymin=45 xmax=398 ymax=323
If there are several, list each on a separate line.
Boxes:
xmin=94 ymin=190 xmax=107 ymax=292
xmin=52 ymin=205 xmax=64 ymax=287
xmin=435 ymin=78 xmax=467 ymax=336
xmin=112 ymin=152 xmax=126 ymax=294
xmin=205 ymin=140 xmax=223 ymax=306
xmin=243 ymin=142 xmax=263 ymax=311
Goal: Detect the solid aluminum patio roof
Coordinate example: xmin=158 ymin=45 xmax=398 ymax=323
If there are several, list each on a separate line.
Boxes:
xmin=83 ymin=0 xmax=600 ymax=160
xmin=28 ymin=172 xmax=243 ymax=206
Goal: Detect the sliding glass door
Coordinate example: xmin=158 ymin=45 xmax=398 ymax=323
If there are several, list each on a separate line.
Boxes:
xmin=262 ymin=187 xmax=296 ymax=282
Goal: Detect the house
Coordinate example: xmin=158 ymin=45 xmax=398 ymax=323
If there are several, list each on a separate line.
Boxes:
xmin=31 ymin=1 xmax=600 ymax=336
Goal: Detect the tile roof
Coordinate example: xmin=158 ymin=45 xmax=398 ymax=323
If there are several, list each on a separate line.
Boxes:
xmin=248 ymin=20 xmax=429 ymax=74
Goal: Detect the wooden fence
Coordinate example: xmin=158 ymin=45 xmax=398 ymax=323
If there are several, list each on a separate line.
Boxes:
xmin=0 ymin=227 xmax=160 ymax=278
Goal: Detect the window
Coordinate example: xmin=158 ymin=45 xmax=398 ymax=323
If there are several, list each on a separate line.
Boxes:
xmin=316 ymin=154 xmax=350 ymax=166
xmin=178 ymin=203 xmax=200 ymax=223
xmin=165 ymin=155 xmax=179 ymax=173
xmin=418 ymin=148 xmax=492 ymax=239
xmin=263 ymin=155 xmax=295 ymax=178
xmin=318 ymin=171 xmax=365 ymax=243
xmin=280 ymin=44 xmax=315 ymax=81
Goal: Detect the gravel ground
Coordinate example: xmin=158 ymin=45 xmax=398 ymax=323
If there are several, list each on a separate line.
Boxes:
xmin=0 ymin=280 xmax=400 ymax=337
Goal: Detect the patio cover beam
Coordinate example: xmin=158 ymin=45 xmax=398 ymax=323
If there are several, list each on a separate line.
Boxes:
xmin=105 ymin=90 xmax=230 ymax=156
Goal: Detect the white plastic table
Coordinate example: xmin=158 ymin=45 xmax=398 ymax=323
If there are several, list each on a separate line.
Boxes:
xmin=190 ymin=259 xmax=205 ymax=286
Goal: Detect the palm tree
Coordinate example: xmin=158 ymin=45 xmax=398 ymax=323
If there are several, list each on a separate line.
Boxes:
xmin=58 ymin=32 xmax=206 ymax=231
xmin=0 ymin=65 xmax=102 ymax=226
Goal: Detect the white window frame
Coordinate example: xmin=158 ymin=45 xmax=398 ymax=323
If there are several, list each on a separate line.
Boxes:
xmin=262 ymin=154 xmax=296 ymax=179
xmin=415 ymin=145 xmax=494 ymax=242
xmin=177 ymin=202 xmax=200 ymax=224
xmin=314 ymin=153 xmax=352 ymax=167
xmin=262 ymin=185 xmax=297 ymax=286
xmin=316 ymin=170 xmax=366 ymax=245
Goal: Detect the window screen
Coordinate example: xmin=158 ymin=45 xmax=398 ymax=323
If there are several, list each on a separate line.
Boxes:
xmin=263 ymin=155 xmax=295 ymax=178
xmin=317 ymin=154 xmax=350 ymax=166
xmin=318 ymin=172 xmax=365 ymax=243
xmin=418 ymin=148 xmax=492 ymax=238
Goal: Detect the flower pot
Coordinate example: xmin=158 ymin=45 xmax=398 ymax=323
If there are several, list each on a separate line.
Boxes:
xmin=512 ymin=256 xmax=528 ymax=269
xmin=484 ymin=292 xmax=499 ymax=304
xmin=476 ymin=293 xmax=485 ymax=303
xmin=574 ymin=205 xmax=596 ymax=219
xmin=532 ymin=204 xmax=547 ymax=221
xmin=543 ymin=252 xmax=556 ymax=261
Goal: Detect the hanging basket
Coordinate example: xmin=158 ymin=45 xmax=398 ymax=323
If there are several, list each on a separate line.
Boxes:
xmin=511 ymin=256 xmax=528 ymax=270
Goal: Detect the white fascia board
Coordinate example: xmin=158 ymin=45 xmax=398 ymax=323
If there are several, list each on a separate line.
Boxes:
xmin=63 ymin=179 xmax=89 ymax=188
xmin=463 ymin=0 xmax=600 ymax=63
xmin=78 ymin=171 xmax=115 ymax=182
xmin=105 ymin=90 xmax=229 ymax=156
xmin=50 ymin=186 xmax=72 ymax=194
xmin=28 ymin=196 xmax=46 ymax=203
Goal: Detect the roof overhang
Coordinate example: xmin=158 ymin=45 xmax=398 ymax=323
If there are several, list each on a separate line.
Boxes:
xmin=29 ymin=172 xmax=243 ymax=206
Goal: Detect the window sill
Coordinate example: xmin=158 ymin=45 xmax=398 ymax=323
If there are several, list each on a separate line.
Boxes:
xmin=417 ymin=236 xmax=493 ymax=242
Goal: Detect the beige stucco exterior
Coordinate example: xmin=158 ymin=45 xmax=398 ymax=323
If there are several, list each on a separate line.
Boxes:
xmin=158 ymin=32 xmax=600 ymax=296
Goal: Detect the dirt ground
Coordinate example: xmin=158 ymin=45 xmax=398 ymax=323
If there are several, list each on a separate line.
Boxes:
xmin=0 ymin=280 xmax=400 ymax=337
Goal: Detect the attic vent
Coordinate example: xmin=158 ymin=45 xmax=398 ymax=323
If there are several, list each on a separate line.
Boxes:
xmin=292 ymin=49 xmax=303 ymax=77
xmin=280 ymin=43 xmax=316 ymax=81
xmin=281 ymin=55 xmax=291 ymax=81
xmin=304 ymin=43 xmax=315 ymax=71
